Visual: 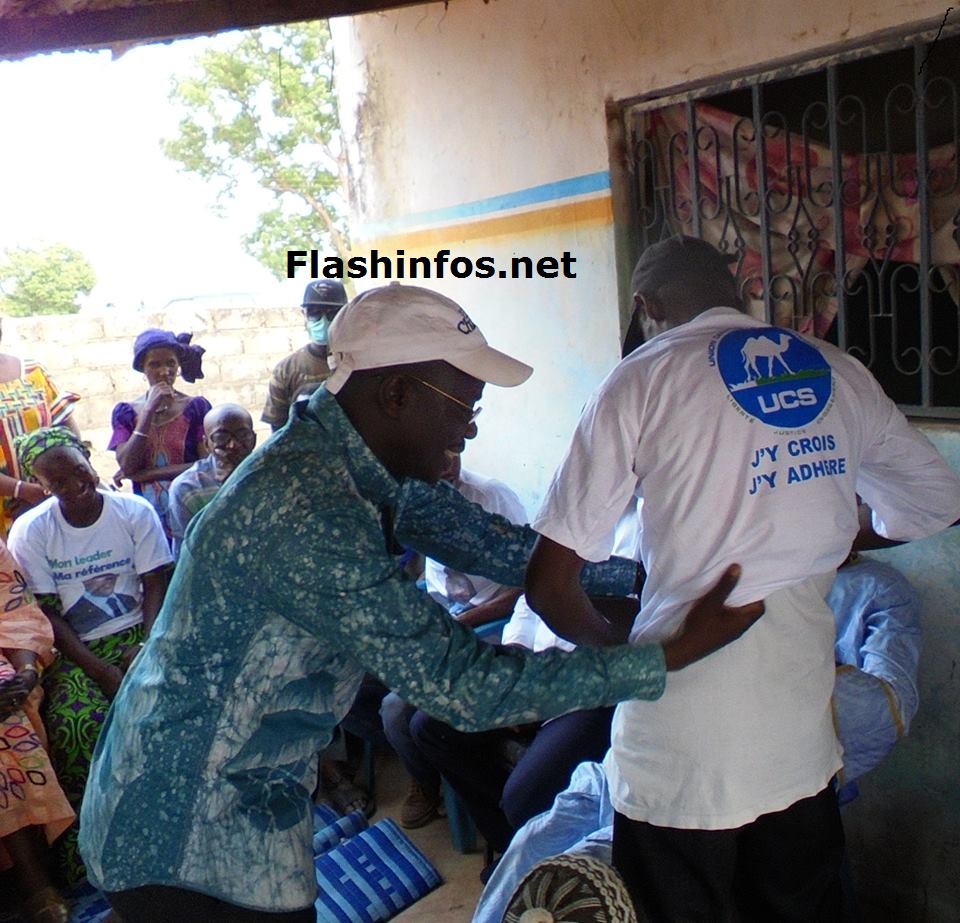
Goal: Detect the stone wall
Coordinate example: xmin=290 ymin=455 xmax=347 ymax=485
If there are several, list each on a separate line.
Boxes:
xmin=3 ymin=305 xmax=306 ymax=480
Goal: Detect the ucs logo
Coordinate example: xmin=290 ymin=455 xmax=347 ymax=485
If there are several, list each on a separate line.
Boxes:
xmin=715 ymin=327 xmax=832 ymax=428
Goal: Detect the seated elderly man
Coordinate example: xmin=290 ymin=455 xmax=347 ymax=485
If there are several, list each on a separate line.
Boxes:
xmin=79 ymin=284 xmax=762 ymax=923
xmin=167 ymin=404 xmax=257 ymax=558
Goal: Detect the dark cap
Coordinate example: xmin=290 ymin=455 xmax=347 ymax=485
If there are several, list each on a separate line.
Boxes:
xmin=631 ymin=235 xmax=737 ymax=295
xmin=302 ymin=280 xmax=348 ymax=309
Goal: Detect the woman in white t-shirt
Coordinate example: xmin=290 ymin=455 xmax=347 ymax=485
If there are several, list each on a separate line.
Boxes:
xmin=7 ymin=427 xmax=172 ymax=887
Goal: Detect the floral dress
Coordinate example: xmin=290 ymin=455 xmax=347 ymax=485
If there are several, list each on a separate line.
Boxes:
xmin=108 ymin=395 xmax=211 ymax=541
xmin=0 ymin=542 xmax=74 ymax=870
xmin=0 ymin=360 xmax=79 ymax=540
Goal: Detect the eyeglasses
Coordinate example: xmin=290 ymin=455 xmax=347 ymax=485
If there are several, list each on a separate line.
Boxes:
xmin=409 ymin=377 xmax=482 ymax=424
xmin=209 ymin=430 xmax=256 ymax=449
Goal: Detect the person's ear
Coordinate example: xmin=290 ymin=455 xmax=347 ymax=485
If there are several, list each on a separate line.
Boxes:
xmin=638 ymin=293 xmax=665 ymax=322
xmin=377 ymin=373 xmax=417 ymax=419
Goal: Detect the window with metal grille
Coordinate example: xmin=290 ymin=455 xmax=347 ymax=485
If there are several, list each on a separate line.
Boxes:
xmin=623 ymin=27 xmax=960 ymax=416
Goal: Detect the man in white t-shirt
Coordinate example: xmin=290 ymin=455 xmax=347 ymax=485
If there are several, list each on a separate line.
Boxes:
xmin=526 ymin=236 xmax=960 ymax=921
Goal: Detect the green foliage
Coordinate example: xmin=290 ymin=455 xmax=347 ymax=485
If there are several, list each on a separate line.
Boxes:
xmin=0 ymin=244 xmax=96 ymax=316
xmin=164 ymin=21 xmax=349 ymax=279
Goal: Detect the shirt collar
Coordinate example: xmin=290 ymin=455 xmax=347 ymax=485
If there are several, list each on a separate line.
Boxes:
xmin=300 ymin=386 xmax=401 ymax=509
xmin=688 ymin=306 xmax=745 ymax=325
xmin=650 ymin=306 xmax=755 ymax=345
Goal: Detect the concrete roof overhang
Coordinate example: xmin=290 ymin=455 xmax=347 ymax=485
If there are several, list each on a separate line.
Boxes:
xmin=0 ymin=0 xmax=430 ymax=60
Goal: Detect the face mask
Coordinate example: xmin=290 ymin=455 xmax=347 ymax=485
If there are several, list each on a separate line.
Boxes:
xmin=307 ymin=315 xmax=330 ymax=345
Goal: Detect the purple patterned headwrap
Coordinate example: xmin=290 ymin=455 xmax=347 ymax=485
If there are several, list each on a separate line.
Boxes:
xmin=132 ymin=329 xmax=205 ymax=383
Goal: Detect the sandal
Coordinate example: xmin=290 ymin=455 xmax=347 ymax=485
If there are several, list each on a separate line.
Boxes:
xmin=328 ymin=778 xmax=376 ymax=818
xmin=22 ymin=886 xmax=69 ymax=923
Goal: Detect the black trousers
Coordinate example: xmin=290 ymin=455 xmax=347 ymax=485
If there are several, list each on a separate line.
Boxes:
xmin=612 ymin=786 xmax=845 ymax=923
xmin=410 ymin=705 xmax=614 ymax=854
xmin=106 ymin=885 xmax=316 ymax=923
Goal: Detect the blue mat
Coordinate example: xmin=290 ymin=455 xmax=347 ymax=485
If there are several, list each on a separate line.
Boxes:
xmin=67 ymin=882 xmax=112 ymax=923
xmin=314 ymin=813 xmax=442 ymax=923
xmin=33 ymin=806 xmax=441 ymax=922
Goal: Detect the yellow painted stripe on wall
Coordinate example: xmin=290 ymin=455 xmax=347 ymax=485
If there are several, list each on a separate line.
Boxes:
xmin=356 ymin=194 xmax=613 ymax=251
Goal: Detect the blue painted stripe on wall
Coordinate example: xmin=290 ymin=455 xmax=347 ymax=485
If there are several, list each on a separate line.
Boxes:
xmin=360 ymin=171 xmax=611 ymax=237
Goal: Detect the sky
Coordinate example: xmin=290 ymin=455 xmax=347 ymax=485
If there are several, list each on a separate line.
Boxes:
xmin=0 ymin=33 xmax=306 ymax=314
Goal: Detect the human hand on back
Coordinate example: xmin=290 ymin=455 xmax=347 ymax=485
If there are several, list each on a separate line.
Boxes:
xmin=662 ymin=565 xmax=764 ymax=671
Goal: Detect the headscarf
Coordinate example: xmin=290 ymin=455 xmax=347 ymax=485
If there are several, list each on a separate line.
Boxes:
xmin=15 ymin=427 xmax=90 ymax=480
xmin=132 ymin=329 xmax=205 ymax=383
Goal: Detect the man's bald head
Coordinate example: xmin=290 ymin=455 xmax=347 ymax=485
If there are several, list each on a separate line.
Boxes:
xmin=204 ymin=403 xmax=253 ymax=435
xmin=203 ymin=404 xmax=256 ymax=474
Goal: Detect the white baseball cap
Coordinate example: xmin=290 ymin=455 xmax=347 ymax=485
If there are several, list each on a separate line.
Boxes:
xmin=324 ymin=284 xmax=533 ymax=394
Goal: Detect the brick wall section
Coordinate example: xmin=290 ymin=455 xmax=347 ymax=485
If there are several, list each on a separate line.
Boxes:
xmin=3 ymin=306 xmax=307 ymax=482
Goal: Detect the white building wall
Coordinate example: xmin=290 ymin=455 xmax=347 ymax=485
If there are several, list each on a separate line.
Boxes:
xmin=331 ymin=0 xmax=951 ymax=510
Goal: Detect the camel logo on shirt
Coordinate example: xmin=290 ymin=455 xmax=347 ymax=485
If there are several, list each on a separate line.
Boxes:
xmin=714 ymin=327 xmax=832 ymax=428
xmin=741 ymin=333 xmax=793 ymax=380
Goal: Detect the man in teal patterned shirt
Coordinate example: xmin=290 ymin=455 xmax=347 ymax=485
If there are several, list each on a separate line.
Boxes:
xmin=80 ymin=285 xmax=762 ymax=922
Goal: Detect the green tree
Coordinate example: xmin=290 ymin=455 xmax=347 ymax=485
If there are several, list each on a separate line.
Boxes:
xmin=164 ymin=21 xmax=349 ymax=279
xmin=0 ymin=244 xmax=96 ymax=316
